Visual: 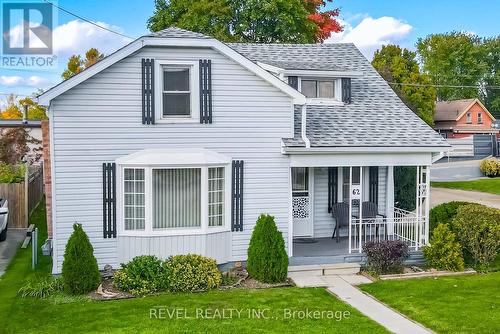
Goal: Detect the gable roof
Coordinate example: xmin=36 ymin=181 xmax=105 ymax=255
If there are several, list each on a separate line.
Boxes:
xmin=38 ymin=28 xmax=305 ymax=106
xmin=146 ymin=27 xmax=211 ymax=39
xmin=435 ymin=98 xmax=496 ymax=122
xmin=230 ymin=43 xmax=448 ymax=151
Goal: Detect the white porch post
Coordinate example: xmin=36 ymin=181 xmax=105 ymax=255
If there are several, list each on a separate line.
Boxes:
xmin=424 ymin=166 xmax=431 ymax=244
xmin=415 ymin=166 xmax=421 ymax=250
xmin=358 ymin=166 xmax=363 ymax=253
xmin=348 ymin=167 xmax=352 ymax=253
xmin=386 ymin=166 xmax=395 ymax=235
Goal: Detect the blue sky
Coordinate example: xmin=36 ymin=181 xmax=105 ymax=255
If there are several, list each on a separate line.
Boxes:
xmin=1 ymin=0 xmax=499 ymax=103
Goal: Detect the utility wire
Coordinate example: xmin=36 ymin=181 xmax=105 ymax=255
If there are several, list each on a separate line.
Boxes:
xmin=43 ymin=0 xmax=135 ymax=40
xmin=387 ymin=82 xmax=500 ymax=90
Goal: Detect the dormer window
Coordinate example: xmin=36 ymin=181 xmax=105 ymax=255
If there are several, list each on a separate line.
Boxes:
xmin=302 ymin=79 xmax=335 ymax=98
xmin=466 ymin=112 xmax=472 ymax=124
xmin=478 ymin=112 xmax=483 ymax=124
xmin=297 ymin=77 xmax=342 ymax=103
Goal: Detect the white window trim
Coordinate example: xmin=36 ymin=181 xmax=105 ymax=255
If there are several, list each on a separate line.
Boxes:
xmin=466 ymin=112 xmax=472 ymax=124
xmin=478 ymin=112 xmax=483 ymax=124
xmin=298 ymin=77 xmax=343 ymax=105
xmin=154 ymin=60 xmax=200 ymax=124
xmin=117 ymin=163 xmax=231 ymax=237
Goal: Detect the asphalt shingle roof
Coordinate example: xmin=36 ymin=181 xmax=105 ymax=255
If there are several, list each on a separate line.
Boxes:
xmin=229 ymin=43 xmax=448 ymax=148
xmin=147 ymin=27 xmax=211 ymax=39
xmin=435 ymin=99 xmax=476 ymax=121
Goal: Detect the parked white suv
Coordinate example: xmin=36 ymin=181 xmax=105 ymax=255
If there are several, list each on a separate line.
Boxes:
xmin=0 ymin=198 xmax=9 ymax=242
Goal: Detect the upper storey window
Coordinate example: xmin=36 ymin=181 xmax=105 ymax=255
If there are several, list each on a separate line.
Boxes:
xmin=302 ymin=79 xmax=335 ymax=98
xmin=162 ymin=66 xmax=191 ymax=117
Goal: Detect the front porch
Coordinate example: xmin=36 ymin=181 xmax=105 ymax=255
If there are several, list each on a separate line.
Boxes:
xmin=290 ymin=165 xmax=431 ymax=260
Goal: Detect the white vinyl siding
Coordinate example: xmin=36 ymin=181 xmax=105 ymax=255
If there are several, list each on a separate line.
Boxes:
xmin=153 ymin=168 xmax=201 ymax=229
xmin=49 ymin=46 xmax=293 ymax=273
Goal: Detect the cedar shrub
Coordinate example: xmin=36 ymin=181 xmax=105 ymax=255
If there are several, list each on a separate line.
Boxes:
xmin=61 ymin=224 xmax=100 ymax=294
xmin=247 ymin=214 xmax=288 ymax=283
xmin=423 ymin=223 xmax=464 ymax=271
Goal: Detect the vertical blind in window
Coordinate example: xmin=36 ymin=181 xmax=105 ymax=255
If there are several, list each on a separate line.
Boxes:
xmin=124 ymin=168 xmax=145 ymax=230
xmin=153 ymin=169 xmax=201 ymax=229
xmin=208 ymin=167 xmax=224 ymax=227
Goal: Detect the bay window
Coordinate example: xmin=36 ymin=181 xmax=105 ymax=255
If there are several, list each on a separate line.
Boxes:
xmin=124 ymin=168 xmax=145 ymax=230
xmin=120 ymin=163 xmax=228 ymax=235
xmin=152 ymin=169 xmax=201 ymax=229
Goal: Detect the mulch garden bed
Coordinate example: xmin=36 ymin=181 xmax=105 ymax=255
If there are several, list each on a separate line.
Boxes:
xmin=89 ymin=264 xmax=292 ymax=301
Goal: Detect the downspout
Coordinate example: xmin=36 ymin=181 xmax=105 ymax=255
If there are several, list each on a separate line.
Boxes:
xmin=301 ymin=104 xmax=310 ymax=148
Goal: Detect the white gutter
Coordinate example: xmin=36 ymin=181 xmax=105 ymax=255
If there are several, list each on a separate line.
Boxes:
xmin=283 ymin=145 xmax=452 ymax=154
xmin=301 ymin=104 xmax=311 ymax=148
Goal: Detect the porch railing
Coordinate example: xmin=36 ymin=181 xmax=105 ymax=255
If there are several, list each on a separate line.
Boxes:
xmin=349 ymin=208 xmax=425 ymax=253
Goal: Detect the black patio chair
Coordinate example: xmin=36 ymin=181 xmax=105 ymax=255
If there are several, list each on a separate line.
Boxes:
xmin=361 ymin=201 xmax=387 ymax=239
xmin=331 ymin=202 xmax=349 ymax=242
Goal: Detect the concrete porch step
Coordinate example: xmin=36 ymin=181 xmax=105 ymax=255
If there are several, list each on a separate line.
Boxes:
xmin=288 ymin=262 xmax=361 ymax=276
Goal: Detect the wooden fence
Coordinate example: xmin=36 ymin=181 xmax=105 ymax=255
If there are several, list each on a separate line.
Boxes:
xmin=0 ymin=163 xmax=44 ymax=228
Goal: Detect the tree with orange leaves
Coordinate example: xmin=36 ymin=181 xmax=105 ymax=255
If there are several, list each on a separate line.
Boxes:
xmin=148 ymin=0 xmax=342 ymax=43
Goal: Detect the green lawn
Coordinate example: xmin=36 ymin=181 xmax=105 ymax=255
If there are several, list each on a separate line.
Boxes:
xmin=431 ymin=178 xmax=500 ymax=195
xmin=360 ymin=273 xmax=500 ymax=334
xmin=0 ymin=203 xmax=387 ymax=334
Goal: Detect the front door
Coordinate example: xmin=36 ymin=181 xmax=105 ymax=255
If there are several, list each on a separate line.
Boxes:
xmin=292 ymin=167 xmax=312 ymax=237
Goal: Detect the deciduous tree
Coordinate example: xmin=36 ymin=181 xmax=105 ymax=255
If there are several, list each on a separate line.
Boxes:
xmin=62 ymin=48 xmax=104 ymax=80
xmin=372 ymin=45 xmax=436 ymax=125
xmin=0 ymin=94 xmax=47 ymax=120
xmin=147 ymin=0 xmax=342 ymax=43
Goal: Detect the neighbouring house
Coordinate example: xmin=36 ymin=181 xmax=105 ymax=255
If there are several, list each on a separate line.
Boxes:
xmin=0 ymin=119 xmax=43 ymax=145
xmin=434 ymin=98 xmax=499 ymax=139
xmin=38 ymin=28 xmax=449 ymax=274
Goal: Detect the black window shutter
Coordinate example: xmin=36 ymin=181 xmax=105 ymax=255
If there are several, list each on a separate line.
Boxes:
xmin=341 ymin=78 xmax=351 ymax=104
xmin=199 ymin=59 xmax=212 ymax=124
xmin=328 ymin=167 xmax=338 ymax=213
xmin=288 ymin=76 xmax=298 ymax=90
xmin=369 ymin=166 xmax=379 ymax=205
xmin=231 ymin=160 xmax=244 ymax=231
xmin=141 ymin=58 xmax=155 ymax=125
xmin=102 ymin=163 xmax=117 ymax=238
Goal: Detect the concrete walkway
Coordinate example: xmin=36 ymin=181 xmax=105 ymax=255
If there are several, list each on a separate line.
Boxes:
xmin=431 ymin=187 xmax=500 ymax=209
xmin=0 ymin=229 xmax=25 ymax=277
xmin=326 ymin=276 xmax=433 ymax=334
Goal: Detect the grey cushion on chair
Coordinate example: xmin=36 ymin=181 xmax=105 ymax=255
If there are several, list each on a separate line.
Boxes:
xmin=331 ymin=202 xmax=349 ymax=241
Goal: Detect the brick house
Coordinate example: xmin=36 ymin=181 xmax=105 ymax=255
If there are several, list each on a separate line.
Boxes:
xmin=434 ymin=98 xmax=499 ymax=139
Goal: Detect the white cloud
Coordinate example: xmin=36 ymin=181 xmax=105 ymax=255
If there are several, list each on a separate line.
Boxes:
xmin=327 ymin=16 xmax=413 ymax=59
xmin=0 ymin=75 xmax=24 ymax=86
xmin=53 ymin=20 xmax=131 ymax=58
xmin=0 ymin=75 xmax=50 ymax=87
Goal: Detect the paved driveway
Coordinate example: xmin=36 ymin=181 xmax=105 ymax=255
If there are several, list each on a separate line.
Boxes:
xmin=0 ymin=229 xmax=26 ymax=277
xmin=431 ymin=160 xmax=483 ymax=181
xmin=431 ymin=187 xmax=500 ymax=209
